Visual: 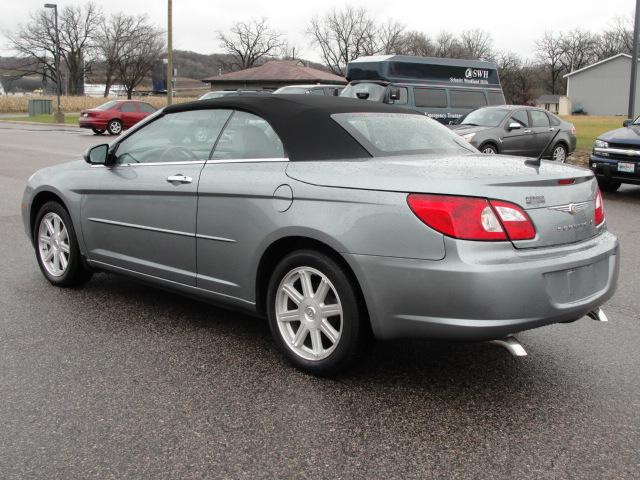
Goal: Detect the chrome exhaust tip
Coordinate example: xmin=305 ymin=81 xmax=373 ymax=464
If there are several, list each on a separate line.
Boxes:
xmin=489 ymin=336 xmax=528 ymax=357
xmin=587 ymin=308 xmax=608 ymax=322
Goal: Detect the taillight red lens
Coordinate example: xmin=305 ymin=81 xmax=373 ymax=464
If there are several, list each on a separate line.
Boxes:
xmin=489 ymin=200 xmax=536 ymax=240
xmin=407 ymin=194 xmax=536 ymax=241
xmin=595 ymin=188 xmax=605 ymax=226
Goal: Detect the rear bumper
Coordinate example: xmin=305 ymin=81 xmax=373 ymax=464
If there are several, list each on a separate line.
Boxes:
xmin=590 ymin=154 xmax=640 ymax=184
xmin=78 ymin=118 xmax=107 ymax=129
xmin=347 ymin=231 xmax=619 ymax=341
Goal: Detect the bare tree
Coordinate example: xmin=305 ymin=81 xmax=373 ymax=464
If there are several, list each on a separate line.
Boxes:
xmin=96 ymin=13 xmax=141 ymax=97
xmin=400 ymin=31 xmax=435 ymax=57
xmin=4 ymin=3 xmax=101 ymax=95
xmin=307 ymin=7 xmax=380 ymax=75
xmin=114 ymin=18 xmax=163 ymax=99
xmin=460 ymin=29 xmax=494 ymax=61
xmin=378 ymin=20 xmax=406 ymax=54
xmin=433 ymin=31 xmax=464 ymax=58
xmin=217 ymin=18 xmax=284 ymax=71
xmin=535 ymin=32 xmax=565 ymax=94
xmin=560 ymin=29 xmax=597 ymax=73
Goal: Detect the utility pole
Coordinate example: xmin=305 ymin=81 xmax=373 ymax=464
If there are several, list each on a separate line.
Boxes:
xmin=44 ymin=3 xmax=64 ymax=123
xmin=167 ymin=0 xmax=173 ymax=105
xmin=628 ymin=0 xmax=640 ymax=119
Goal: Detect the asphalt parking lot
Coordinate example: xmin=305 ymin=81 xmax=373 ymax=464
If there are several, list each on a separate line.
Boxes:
xmin=1 ymin=122 xmax=639 ymax=479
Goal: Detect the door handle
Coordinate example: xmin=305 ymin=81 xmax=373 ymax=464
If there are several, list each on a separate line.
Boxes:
xmin=549 ymin=128 xmax=555 ymax=131
xmin=524 ymin=129 xmax=532 ymax=134
xmin=167 ymin=174 xmax=193 ymax=184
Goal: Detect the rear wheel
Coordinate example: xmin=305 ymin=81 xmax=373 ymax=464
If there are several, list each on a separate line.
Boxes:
xmin=480 ymin=144 xmax=498 ymax=155
xmin=91 ymin=128 xmax=105 ymax=135
xmin=266 ymin=250 xmax=363 ymax=376
xmin=597 ymin=178 xmax=621 ymax=192
xmin=552 ymin=143 xmax=568 ymax=162
xmin=107 ymin=119 xmax=123 ymax=135
xmin=34 ymin=201 xmax=92 ymax=287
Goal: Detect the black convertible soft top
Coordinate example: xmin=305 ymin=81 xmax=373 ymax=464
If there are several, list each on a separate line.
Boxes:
xmin=164 ymin=95 xmax=420 ymax=161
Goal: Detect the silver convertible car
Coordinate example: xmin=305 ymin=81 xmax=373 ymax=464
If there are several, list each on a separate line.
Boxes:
xmin=22 ymin=95 xmax=619 ymax=375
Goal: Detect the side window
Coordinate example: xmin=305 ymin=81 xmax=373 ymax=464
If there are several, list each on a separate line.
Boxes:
xmin=310 ymin=89 xmax=325 ymax=95
xmin=547 ymin=112 xmax=561 ymax=126
xmin=510 ymin=110 xmax=529 ymax=128
xmin=449 ymin=90 xmax=488 ymax=109
xmin=487 ymin=91 xmax=506 ymax=106
xmin=114 ymin=109 xmax=233 ymax=164
xmin=530 ymin=110 xmax=550 ymax=127
xmin=212 ymin=111 xmax=285 ymax=160
xmin=120 ymin=102 xmax=137 ymax=113
xmin=139 ymin=103 xmax=157 ymax=113
xmin=414 ymin=88 xmax=447 ymax=108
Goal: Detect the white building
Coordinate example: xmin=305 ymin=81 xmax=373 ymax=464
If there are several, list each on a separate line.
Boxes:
xmin=565 ymin=53 xmax=640 ymax=116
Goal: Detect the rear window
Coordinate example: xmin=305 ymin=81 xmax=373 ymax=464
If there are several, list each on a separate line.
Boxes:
xmin=96 ymin=100 xmax=118 ymax=110
xmin=139 ymin=103 xmax=156 ymax=113
xmin=449 ymin=90 xmax=487 ymax=109
xmin=530 ymin=110 xmax=550 ymax=127
xmin=414 ymin=88 xmax=447 ymax=108
xmin=332 ymin=112 xmax=476 ymax=157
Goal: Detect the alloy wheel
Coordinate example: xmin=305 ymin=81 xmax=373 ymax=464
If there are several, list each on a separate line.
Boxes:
xmin=108 ymin=120 xmax=122 ymax=135
xmin=553 ymin=145 xmax=567 ymax=162
xmin=38 ymin=212 xmax=70 ymax=277
xmin=275 ymin=266 xmax=343 ymax=361
xmin=482 ymin=146 xmax=497 ymax=154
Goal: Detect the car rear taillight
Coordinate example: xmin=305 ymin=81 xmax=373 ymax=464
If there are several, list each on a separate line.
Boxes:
xmin=595 ymin=188 xmax=605 ymax=226
xmin=571 ymin=125 xmax=576 ymax=135
xmin=407 ymin=194 xmax=536 ymax=241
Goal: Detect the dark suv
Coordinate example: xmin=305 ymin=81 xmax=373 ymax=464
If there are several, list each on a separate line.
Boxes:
xmin=452 ymin=106 xmax=577 ymax=161
xmin=591 ymin=118 xmax=640 ymax=191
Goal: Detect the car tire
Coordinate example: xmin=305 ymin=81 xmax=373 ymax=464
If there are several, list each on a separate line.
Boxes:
xmin=480 ymin=143 xmax=498 ymax=155
xmin=91 ymin=128 xmax=105 ymax=135
xmin=33 ymin=201 xmax=92 ymax=287
xmin=266 ymin=250 xmax=363 ymax=376
xmin=107 ymin=119 xmax=123 ymax=135
xmin=597 ymin=179 xmax=621 ymax=192
xmin=552 ymin=143 xmax=568 ymax=162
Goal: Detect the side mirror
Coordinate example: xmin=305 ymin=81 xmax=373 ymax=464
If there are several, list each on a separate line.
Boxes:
xmin=84 ymin=144 xmax=110 ymax=164
xmin=623 ymin=119 xmax=633 ymax=127
xmin=389 ymin=87 xmax=401 ymax=101
xmin=508 ymin=122 xmax=522 ymax=130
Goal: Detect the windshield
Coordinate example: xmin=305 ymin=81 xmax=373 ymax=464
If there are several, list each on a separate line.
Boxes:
xmin=333 ymin=112 xmax=476 ymax=156
xmin=461 ymin=108 xmax=509 ymax=127
xmin=96 ymin=100 xmax=118 ymax=110
xmin=340 ymin=83 xmax=386 ymax=102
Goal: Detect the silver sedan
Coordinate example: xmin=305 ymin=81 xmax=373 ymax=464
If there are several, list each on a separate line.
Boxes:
xmin=22 ymin=95 xmax=619 ymax=375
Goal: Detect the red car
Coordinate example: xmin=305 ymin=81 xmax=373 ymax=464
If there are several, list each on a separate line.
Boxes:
xmin=78 ymin=100 xmax=157 ymax=135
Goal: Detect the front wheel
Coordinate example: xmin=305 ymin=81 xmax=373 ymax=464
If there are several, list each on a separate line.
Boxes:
xmin=552 ymin=143 xmax=568 ymax=162
xmin=34 ymin=201 xmax=92 ymax=287
xmin=266 ymin=250 xmax=364 ymax=376
xmin=107 ymin=119 xmax=123 ymax=135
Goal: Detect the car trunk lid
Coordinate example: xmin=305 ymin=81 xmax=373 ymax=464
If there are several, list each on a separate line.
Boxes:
xmin=286 ymin=153 xmax=598 ymax=249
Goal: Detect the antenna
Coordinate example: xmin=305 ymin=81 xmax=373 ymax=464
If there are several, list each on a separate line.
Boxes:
xmin=526 ymin=128 xmax=561 ymax=167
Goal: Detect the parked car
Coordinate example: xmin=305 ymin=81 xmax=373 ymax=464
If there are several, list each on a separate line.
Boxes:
xmin=452 ymin=106 xmax=577 ymax=161
xmin=340 ymin=55 xmax=506 ymax=124
xmin=273 ymin=84 xmax=343 ymax=96
xmin=198 ymin=90 xmax=272 ymax=100
xmin=23 ymin=95 xmax=618 ymax=375
xmin=78 ymin=100 xmax=157 ymax=135
xmin=590 ymin=117 xmax=640 ymax=191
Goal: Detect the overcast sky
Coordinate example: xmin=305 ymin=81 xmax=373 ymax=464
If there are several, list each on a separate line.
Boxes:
xmin=0 ymin=0 xmax=634 ymax=61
